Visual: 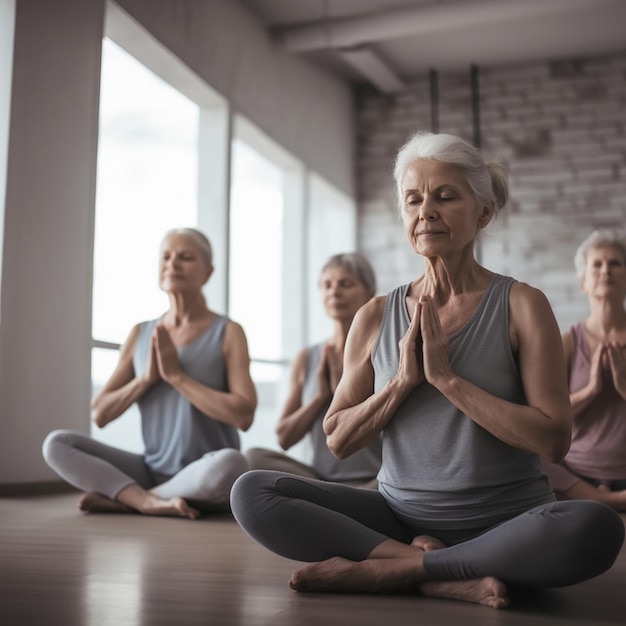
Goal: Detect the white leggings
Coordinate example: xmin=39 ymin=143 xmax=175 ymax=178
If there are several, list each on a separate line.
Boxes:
xmin=42 ymin=429 xmax=248 ymax=509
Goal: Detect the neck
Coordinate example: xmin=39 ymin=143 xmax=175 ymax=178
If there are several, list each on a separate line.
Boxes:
xmin=164 ymin=291 xmax=209 ymax=326
xmin=586 ymin=297 xmax=626 ymax=338
xmin=330 ymin=318 xmax=352 ymax=352
xmin=421 ymin=254 xmax=487 ymax=301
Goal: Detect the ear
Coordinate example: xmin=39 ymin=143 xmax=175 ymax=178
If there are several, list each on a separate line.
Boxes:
xmin=478 ymin=201 xmax=494 ymax=229
xmin=203 ymin=265 xmax=215 ymax=285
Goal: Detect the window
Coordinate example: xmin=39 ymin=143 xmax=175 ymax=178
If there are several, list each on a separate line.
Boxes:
xmin=228 ymin=118 xmax=357 ymax=457
xmin=0 ymin=0 xmax=16 ymax=323
xmin=91 ymin=7 xmax=357 ymax=461
xmin=229 ymin=118 xmax=306 ymax=452
xmin=92 ymin=38 xmax=201 ymax=451
xmin=307 ymin=172 xmax=358 ymax=345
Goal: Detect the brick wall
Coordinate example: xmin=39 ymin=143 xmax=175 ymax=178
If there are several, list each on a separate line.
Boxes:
xmin=355 ymin=54 xmax=626 ymax=332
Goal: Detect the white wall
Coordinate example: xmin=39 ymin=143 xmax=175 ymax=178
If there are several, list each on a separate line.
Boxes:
xmin=0 ymin=0 xmax=104 ymax=483
xmin=115 ymin=0 xmax=355 ymax=199
xmin=0 ymin=0 xmax=356 ymax=485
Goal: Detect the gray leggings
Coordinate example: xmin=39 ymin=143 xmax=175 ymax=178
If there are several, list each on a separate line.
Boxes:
xmin=231 ymin=470 xmax=625 ymax=588
xmin=42 ymin=429 xmax=248 ymax=509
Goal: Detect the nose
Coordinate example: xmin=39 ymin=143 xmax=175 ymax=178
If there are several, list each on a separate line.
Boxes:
xmin=418 ymin=197 xmax=438 ymax=222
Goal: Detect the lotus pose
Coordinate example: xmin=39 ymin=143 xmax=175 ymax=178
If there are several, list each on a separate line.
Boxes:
xmin=246 ymin=253 xmax=381 ymax=488
xmin=545 ymin=229 xmax=626 ymax=510
xmin=230 ymin=132 xmax=624 ymax=608
xmin=43 ymin=228 xmax=257 ymax=519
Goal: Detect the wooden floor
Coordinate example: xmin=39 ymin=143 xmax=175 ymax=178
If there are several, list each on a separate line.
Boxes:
xmin=1 ymin=493 xmax=625 ymax=626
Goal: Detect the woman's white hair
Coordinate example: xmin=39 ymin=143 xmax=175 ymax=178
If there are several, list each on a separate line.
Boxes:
xmin=574 ymin=228 xmax=626 ymax=278
xmin=161 ymin=228 xmax=213 ymax=269
xmin=320 ymin=252 xmax=377 ymax=297
xmin=392 ymin=132 xmax=509 ymax=216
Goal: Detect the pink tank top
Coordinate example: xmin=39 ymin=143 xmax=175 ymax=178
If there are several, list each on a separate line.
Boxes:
xmin=565 ymin=323 xmax=626 ymax=479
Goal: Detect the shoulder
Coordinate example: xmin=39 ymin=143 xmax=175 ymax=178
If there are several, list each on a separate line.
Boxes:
xmin=509 ymin=281 xmax=560 ymax=347
xmin=346 ymin=295 xmax=388 ymax=355
xmin=509 ymin=280 xmax=552 ymax=316
xmin=290 ymin=347 xmax=310 ymax=380
xmin=353 ymin=295 xmax=387 ymax=329
xmin=125 ymin=322 xmax=147 ymax=348
xmin=222 ymin=319 xmax=250 ymax=353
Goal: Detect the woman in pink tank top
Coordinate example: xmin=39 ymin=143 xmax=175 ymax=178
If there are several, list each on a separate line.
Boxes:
xmin=545 ymin=228 xmax=626 ymax=510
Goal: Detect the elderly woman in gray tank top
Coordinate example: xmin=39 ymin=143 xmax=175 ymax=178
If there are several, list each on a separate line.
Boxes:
xmin=246 ymin=253 xmax=381 ymax=488
xmin=230 ymin=132 xmax=624 ymax=608
xmin=43 ymin=228 xmax=257 ymax=519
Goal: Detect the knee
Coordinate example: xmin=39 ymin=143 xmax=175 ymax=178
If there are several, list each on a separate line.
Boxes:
xmin=562 ymin=500 xmax=625 ymax=574
xmin=587 ymin=501 xmax=625 ymax=554
xmin=214 ymin=448 xmax=249 ymax=483
xmin=230 ymin=469 xmax=273 ymax=523
xmin=41 ymin=429 xmax=73 ymax=466
xmin=244 ymin=447 xmax=268 ymax=470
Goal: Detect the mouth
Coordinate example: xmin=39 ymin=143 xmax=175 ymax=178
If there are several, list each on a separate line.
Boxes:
xmin=417 ymin=231 xmax=446 ymax=237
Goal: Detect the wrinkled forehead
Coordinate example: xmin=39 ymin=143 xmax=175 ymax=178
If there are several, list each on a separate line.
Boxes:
xmin=401 ymin=159 xmax=470 ymax=192
xmin=585 ymin=244 xmax=626 ymax=264
xmin=160 ymin=233 xmax=201 ymax=253
xmin=320 ymin=264 xmax=359 ymax=282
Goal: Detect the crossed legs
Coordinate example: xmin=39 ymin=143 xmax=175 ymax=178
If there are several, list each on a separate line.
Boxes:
xmin=231 ymin=471 xmax=625 ymax=608
xmin=42 ymin=430 xmax=248 ymax=518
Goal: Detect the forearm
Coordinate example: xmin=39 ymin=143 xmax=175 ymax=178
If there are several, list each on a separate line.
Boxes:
xmin=436 ymin=375 xmax=571 ymax=461
xmin=168 ymin=371 xmax=255 ymax=431
xmin=91 ymin=376 xmax=152 ymax=428
xmin=277 ymin=395 xmax=330 ymax=450
xmin=564 ymin=480 xmax=626 ymax=511
xmin=324 ymin=377 xmax=412 ymax=458
xmin=569 ymin=386 xmax=597 ymax=417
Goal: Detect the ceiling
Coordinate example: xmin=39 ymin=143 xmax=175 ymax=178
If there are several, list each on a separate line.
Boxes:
xmin=241 ymin=0 xmax=626 ymax=93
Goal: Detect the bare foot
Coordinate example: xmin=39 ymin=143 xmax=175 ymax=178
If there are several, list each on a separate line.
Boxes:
xmin=138 ymin=494 xmax=200 ymax=519
xmin=411 ymin=535 xmax=446 ymax=552
xmin=78 ymin=492 xmax=200 ymax=519
xmin=79 ymin=492 xmax=135 ymax=514
xmin=419 ymin=576 xmax=509 ymax=609
xmin=289 ymin=556 xmax=422 ymax=594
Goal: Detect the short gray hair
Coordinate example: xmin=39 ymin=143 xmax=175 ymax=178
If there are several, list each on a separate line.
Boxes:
xmin=320 ymin=252 xmax=377 ymax=296
xmin=574 ymin=228 xmax=626 ymax=278
xmin=161 ymin=228 xmax=213 ymax=269
xmin=393 ymin=132 xmax=508 ymax=216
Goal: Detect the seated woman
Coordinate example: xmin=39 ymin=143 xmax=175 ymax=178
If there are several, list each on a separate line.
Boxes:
xmin=246 ymin=253 xmax=381 ymax=488
xmin=544 ymin=229 xmax=626 ymax=511
xmin=43 ymin=228 xmax=257 ymax=519
xmin=230 ymin=132 xmax=624 ymax=609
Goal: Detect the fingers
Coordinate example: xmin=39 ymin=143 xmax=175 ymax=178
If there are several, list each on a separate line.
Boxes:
xmin=406 ymin=301 xmax=421 ymax=341
xmin=419 ymin=295 xmax=442 ymax=341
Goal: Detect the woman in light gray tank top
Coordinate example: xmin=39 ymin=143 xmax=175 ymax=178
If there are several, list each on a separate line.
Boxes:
xmin=43 ymin=229 xmax=257 ymax=519
xmin=246 ymin=253 xmax=381 ymax=487
xmin=231 ymin=133 xmax=624 ymax=608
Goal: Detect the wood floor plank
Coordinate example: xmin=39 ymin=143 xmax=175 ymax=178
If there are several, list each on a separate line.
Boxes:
xmin=0 ymin=493 xmax=624 ymax=626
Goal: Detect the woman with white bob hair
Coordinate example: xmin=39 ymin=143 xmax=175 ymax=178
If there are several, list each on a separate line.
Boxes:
xmin=43 ymin=228 xmax=257 ymax=519
xmin=230 ymin=132 xmax=624 ymax=609
xmin=545 ymin=228 xmax=626 ymax=510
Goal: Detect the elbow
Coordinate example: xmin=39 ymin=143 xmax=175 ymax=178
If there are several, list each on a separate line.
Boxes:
xmin=276 ymin=430 xmax=290 ymax=451
xmin=238 ymin=412 xmax=254 ymax=432
xmin=237 ymin=402 xmax=256 ymax=432
xmin=90 ymin=408 xmax=106 ymax=430
xmin=325 ymin=431 xmax=351 ymax=460
xmin=543 ymin=425 xmax=572 ymax=463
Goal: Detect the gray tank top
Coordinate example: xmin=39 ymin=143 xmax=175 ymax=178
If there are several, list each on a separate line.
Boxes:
xmin=372 ymin=275 xmax=554 ymax=530
xmin=304 ymin=344 xmax=382 ymax=481
xmin=133 ymin=315 xmax=240 ymax=476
